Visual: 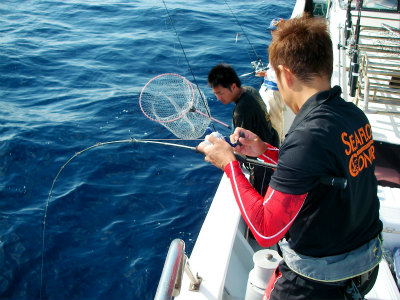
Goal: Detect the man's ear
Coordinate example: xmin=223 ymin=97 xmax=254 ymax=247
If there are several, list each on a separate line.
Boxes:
xmin=277 ymin=65 xmax=293 ymax=87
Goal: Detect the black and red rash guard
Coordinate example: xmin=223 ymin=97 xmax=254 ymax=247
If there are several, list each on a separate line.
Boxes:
xmin=224 ymin=86 xmax=382 ymax=257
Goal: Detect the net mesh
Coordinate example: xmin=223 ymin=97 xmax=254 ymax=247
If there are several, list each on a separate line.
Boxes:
xmin=139 ymin=73 xmax=211 ymax=139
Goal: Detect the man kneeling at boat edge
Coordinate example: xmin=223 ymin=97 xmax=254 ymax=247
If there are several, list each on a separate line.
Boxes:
xmin=197 ymin=15 xmax=382 ymax=300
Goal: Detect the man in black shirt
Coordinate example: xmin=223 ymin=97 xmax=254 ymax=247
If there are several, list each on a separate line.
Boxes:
xmin=199 ymin=16 xmax=382 ymax=300
xmin=208 ymin=63 xmax=279 ymax=196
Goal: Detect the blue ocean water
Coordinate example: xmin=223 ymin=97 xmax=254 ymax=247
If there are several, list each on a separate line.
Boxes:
xmin=0 ymin=1 xmax=294 ymax=299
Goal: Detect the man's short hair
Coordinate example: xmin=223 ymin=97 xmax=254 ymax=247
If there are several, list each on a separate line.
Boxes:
xmin=268 ymin=16 xmax=333 ymax=83
xmin=207 ymin=63 xmax=242 ymax=89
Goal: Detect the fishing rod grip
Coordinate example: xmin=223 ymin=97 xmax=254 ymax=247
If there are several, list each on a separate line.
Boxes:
xmin=233 ymin=153 xmax=277 ymax=169
xmin=233 ymin=153 xmax=251 ymax=165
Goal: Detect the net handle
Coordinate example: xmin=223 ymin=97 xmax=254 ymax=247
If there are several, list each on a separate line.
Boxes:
xmin=195 ymin=110 xmax=231 ymax=129
xmin=139 ymin=73 xmax=195 ymax=124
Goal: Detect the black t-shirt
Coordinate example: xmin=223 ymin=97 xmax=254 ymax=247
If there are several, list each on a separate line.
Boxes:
xmin=270 ymin=86 xmax=382 ymax=257
xmin=233 ymin=86 xmax=279 ymax=147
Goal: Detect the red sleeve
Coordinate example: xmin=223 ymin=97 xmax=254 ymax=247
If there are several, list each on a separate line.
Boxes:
xmin=258 ymin=143 xmax=279 ymax=166
xmin=224 ymin=161 xmax=307 ymax=247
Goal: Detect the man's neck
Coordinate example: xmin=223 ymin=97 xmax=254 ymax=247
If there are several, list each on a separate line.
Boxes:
xmin=239 ymin=86 xmax=246 ymax=97
xmin=291 ymin=78 xmax=331 ymax=114
xmin=234 ymin=86 xmax=246 ymax=103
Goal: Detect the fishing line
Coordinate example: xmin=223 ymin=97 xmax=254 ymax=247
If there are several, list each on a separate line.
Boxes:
xmin=223 ymin=0 xmax=265 ymax=73
xmin=161 ymin=0 xmax=217 ymax=132
xmin=38 ymin=137 xmax=204 ymax=300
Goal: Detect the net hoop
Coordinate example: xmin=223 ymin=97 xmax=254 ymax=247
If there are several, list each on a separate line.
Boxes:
xmin=139 ymin=73 xmax=195 ymax=124
xmin=139 ymin=73 xmax=214 ymax=139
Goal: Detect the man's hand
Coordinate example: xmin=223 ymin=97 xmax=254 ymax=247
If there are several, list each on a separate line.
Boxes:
xmin=230 ymin=127 xmax=267 ymax=157
xmin=255 ymin=71 xmax=266 ymax=77
xmin=197 ymin=134 xmax=236 ymax=170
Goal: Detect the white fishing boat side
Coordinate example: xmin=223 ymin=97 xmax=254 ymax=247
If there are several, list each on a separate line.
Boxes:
xmin=155 ymin=1 xmax=400 ymax=299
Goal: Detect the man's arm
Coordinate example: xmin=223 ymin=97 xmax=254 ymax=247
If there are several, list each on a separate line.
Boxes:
xmin=225 ymin=161 xmax=307 ymax=247
xmin=259 ymin=144 xmax=279 ymax=166
xmin=197 ymin=130 xmax=306 ymax=247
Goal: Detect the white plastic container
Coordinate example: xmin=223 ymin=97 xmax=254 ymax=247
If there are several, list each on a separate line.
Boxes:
xmin=245 ymin=249 xmax=282 ymax=300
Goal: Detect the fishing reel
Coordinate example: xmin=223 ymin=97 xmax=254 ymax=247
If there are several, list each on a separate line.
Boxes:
xmin=240 ymin=61 xmax=268 ymax=78
xmin=204 ymin=128 xmax=243 ymax=148
xmin=251 ymin=60 xmax=264 ymax=73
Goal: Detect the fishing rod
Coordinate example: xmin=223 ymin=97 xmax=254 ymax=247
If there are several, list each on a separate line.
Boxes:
xmin=37 ymin=138 xmax=174 ymax=299
xmin=137 ymin=138 xmax=347 ymax=188
xmin=42 ymin=136 xmax=347 ymax=232
xmin=349 ymin=0 xmax=363 ymax=97
xmin=223 ymin=0 xmax=266 ymax=75
xmin=136 ymin=138 xmax=347 ymax=189
xmin=38 ymin=138 xmax=197 ymax=299
xmin=344 ymin=0 xmax=353 ymax=45
xmin=161 ymin=0 xmax=218 ymax=132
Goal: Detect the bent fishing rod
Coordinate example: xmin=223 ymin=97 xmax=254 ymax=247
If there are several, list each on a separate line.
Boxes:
xmin=44 ymin=138 xmax=346 ymax=205
xmin=39 ymin=137 xmax=203 ymax=299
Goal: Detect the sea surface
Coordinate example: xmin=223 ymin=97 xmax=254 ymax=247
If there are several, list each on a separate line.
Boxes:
xmin=0 ymin=1 xmax=294 ymax=299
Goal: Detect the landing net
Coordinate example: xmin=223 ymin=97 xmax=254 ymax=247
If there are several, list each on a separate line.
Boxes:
xmin=139 ymin=73 xmax=212 ymax=139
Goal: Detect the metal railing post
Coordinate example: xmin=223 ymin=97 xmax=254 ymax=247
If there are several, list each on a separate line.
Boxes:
xmin=154 ymin=239 xmax=186 ymax=300
xmin=154 ymin=239 xmax=202 ymax=300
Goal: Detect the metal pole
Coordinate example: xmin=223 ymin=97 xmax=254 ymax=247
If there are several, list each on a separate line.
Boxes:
xmin=154 ymin=239 xmax=186 ymax=300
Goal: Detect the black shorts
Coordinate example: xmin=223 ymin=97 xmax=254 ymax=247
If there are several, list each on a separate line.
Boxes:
xmin=265 ymin=260 xmax=379 ymax=300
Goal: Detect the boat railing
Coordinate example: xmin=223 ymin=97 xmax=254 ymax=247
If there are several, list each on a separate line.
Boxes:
xmin=351 ymin=19 xmax=400 ymax=114
xmin=154 ymin=239 xmax=202 ymax=300
xmin=357 ymin=53 xmax=400 ymax=114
